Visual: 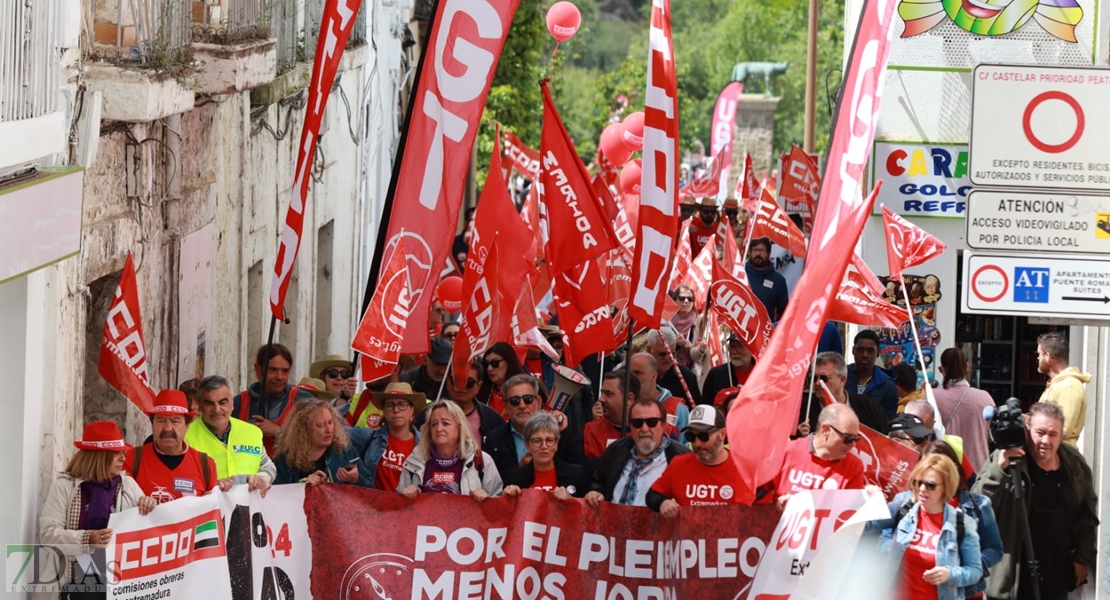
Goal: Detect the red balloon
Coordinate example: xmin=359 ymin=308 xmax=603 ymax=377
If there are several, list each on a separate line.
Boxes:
xmin=619 ymin=159 xmax=642 ymax=196
xmin=600 ymin=123 xmax=633 ymax=167
xmin=622 ymin=112 xmax=645 ymax=150
xmin=435 ymin=276 xmax=463 ymax=312
xmin=546 ymin=2 xmax=581 ymax=42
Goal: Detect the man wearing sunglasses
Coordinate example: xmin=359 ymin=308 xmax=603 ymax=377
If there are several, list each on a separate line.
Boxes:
xmin=429 ymin=358 xmax=504 ymax=456
xmin=310 ymin=354 xmax=358 ymax=407
xmin=484 ymin=374 xmax=580 ymax=478
xmin=688 ymin=198 xmax=720 ymax=257
xmin=647 ymin=405 xmax=743 ymax=517
xmin=771 ymin=403 xmax=867 ymax=510
xmin=799 ymin=352 xmax=889 ymax=437
xmin=646 ymin=325 xmax=702 ymax=406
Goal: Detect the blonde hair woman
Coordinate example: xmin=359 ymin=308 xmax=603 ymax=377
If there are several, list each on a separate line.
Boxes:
xmin=40 ymin=422 xmax=156 ymax=600
xmin=273 ymin=399 xmax=370 ymax=486
xmin=398 ymin=400 xmax=502 ymax=501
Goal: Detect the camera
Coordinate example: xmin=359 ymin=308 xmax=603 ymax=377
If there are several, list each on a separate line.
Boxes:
xmin=987 ymin=397 xmax=1026 ymax=450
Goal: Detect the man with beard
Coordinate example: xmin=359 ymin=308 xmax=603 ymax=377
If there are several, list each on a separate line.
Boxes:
xmin=585 ymin=392 xmax=690 ymax=508
xmin=582 ymin=370 xmax=643 ymax=460
xmin=648 ymin=405 xmax=743 ymax=516
xmin=701 ymin=334 xmax=755 ymax=409
xmin=745 ymin=237 xmax=789 ymax=321
xmin=125 ymin=389 xmax=218 ymax=503
xmin=688 ymin=198 xmax=719 ymax=257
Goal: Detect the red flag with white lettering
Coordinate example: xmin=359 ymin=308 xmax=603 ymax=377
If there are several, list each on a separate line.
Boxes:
xmin=667 ymin=218 xmax=694 ymax=293
xmin=736 ymin=153 xmax=761 ymax=214
xmin=270 ymin=0 xmax=363 ymax=321
xmin=539 ymin=82 xmax=617 ymax=276
xmin=710 ymin=260 xmax=774 ymax=358
xmin=882 ymin=205 xmax=947 ymax=280
xmin=750 ymin=187 xmax=808 ymax=258
xmin=502 ymin=130 xmax=540 ymax=181
xmin=710 ymin=81 xmax=744 ymax=202
xmin=98 ymin=252 xmax=156 ymax=413
xmin=681 ymin=237 xmax=716 ymax=311
xmin=627 ymin=0 xmax=680 ymax=328
xmin=779 ymin=145 xmax=821 ymax=220
xmin=604 ymin=249 xmax=633 ymax=339
xmin=720 ymin=219 xmax=746 ymax=281
xmin=452 ymin=241 xmax=501 ymax=390
xmin=351 ymin=237 xmax=410 ymax=383
xmin=828 ymin=252 xmax=908 ymax=328
xmin=373 ymin=0 xmax=520 ymax=354
xmin=553 ymin=260 xmax=618 ymax=368
xmin=678 ymin=147 xmax=726 ymax=200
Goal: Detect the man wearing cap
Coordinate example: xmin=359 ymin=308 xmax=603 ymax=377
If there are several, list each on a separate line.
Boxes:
xmin=362 ymin=383 xmax=425 ymax=491
xmin=678 ymin=196 xmax=698 ymax=228
xmin=888 ymin=412 xmax=936 ymax=453
xmin=125 ymin=390 xmax=219 ymax=503
xmin=771 ymin=403 xmax=867 ymax=509
xmin=701 ymin=335 xmax=755 ymax=409
xmin=235 ymin=343 xmax=316 ymax=455
xmin=186 ymin=375 xmax=276 ymax=494
xmin=745 ymin=237 xmax=789 ymax=321
xmin=630 ymin=353 xmax=689 ymax=433
xmin=400 ymin=337 xmax=452 ymax=401
xmin=647 ymin=405 xmax=744 ymax=516
xmin=310 ymin=354 xmax=358 ymax=407
xmin=689 ymin=198 xmax=719 ymax=257
xmin=904 ymin=400 xmax=976 ymax=481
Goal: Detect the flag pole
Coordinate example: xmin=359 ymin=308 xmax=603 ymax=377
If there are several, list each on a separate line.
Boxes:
xmin=899 ymin=281 xmax=944 ymax=436
xmin=658 ymin=329 xmax=694 ymax=408
xmin=620 ymin=321 xmax=634 ymax=436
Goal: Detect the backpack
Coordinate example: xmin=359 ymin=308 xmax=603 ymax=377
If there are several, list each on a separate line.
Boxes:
xmin=132 ymin=446 xmax=213 ymax=490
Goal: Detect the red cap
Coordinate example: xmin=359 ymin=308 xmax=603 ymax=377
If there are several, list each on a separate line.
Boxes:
xmin=148 ymin=389 xmax=196 ymax=418
xmin=74 ymin=421 xmax=133 ymax=452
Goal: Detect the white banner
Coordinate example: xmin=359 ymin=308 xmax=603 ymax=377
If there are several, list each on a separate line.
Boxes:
xmin=106 ymin=484 xmax=310 ymax=600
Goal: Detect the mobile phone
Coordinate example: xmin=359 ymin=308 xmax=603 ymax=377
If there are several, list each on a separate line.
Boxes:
xmin=346 ymin=458 xmax=359 ymax=466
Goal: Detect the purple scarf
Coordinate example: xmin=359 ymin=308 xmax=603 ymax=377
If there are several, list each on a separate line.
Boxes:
xmin=78 ymin=476 xmax=121 ymax=530
xmin=421 ymin=446 xmax=464 ymax=495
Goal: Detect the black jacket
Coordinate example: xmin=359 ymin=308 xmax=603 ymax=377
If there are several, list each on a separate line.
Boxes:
xmin=659 ymin=364 xmax=702 ymax=406
xmin=484 ymin=421 xmax=585 ymax=478
xmin=503 ymin=458 xmax=589 ymax=497
xmin=701 ymin=363 xmax=752 ymax=407
xmin=797 ymin=391 xmax=889 ymax=436
xmin=590 ymin=437 xmax=690 ymax=501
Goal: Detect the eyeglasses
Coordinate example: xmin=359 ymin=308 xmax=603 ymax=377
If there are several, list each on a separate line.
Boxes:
xmin=685 ymin=430 xmax=714 ymax=443
xmin=914 ymin=479 xmax=939 ymax=491
xmin=486 ymin=358 xmax=504 ymax=369
xmin=629 ymin=417 xmax=662 ymax=429
xmin=818 ymin=374 xmax=830 ymax=383
xmin=529 ymin=437 xmax=558 ymax=447
xmin=827 ymin=424 xmax=862 ymax=444
xmin=383 ymin=402 xmax=412 ymax=412
xmin=507 ymin=394 xmax=537 ymax=407
xmin=324 ymin=369 xmax=351 ymax=379
xmin=677 ymin=296 xmax=694 ymax=303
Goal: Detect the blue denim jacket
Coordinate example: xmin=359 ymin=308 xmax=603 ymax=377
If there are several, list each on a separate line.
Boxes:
xmin=877 ymin=501 xmax=983 ymax=600
xmin=361 ymin=426 xmax=421 ymax=488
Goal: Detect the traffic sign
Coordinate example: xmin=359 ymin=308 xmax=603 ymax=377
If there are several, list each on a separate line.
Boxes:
xmin=966 ymin=190 xmax=1110 ymax=254
xmin=970 ymin=64 xmax=1110 ymax=192
xmin=963 ymin=251 xmax=1110 ymax=321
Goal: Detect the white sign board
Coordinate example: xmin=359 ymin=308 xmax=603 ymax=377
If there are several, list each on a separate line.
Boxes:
xmin=970 ymin=64 xmax=1110 ymax=192
xmin=963 ymin=251 xmax=1110 ymax=321
xmin=871 ymin=142 xmax=970 ymax=218
xmin=966 ymin=190 xmax=1110 ymax=254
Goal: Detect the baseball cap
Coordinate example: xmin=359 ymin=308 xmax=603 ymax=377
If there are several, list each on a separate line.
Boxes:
xmin=686 ymin=405 xmax=725 ymax=432
xmin=889 ymin=413 xmax=933 ymax=440
xmin=427 ymin=337 xmax=453 ymax=366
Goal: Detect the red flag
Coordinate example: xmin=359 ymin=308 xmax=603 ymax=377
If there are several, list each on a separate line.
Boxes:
xmin=667 ymin=217 xmax=694 ymax=292
xmin=604 ymin=249 xmax=633 ymax=339
xmin=681 ymin=237 xmax=716 ymax=311
xmin=627 ymin=0 xmax=680 ymax=328
xmin=452 ymin=241 xmax=501 ymax=390
xmin=98 ymin=252 xmax=156 ymax=413
xmin=539 ymin=82 xmax=617 ymax=276
xmin=553 ymin=260 xmax=618 ymax=368
xmin=502 ymin=130 xmax=540 ymax=181
xmin=750 ymin=187 xmax=808 ymax=258
xmin=270 ymin=0 xmax=363 ymax=321
xmin=779 ymin=145 xmax=820 ymax=213
xmin=351 ymin=238 xmax=410 ymax=382
xmin=882 ymin=205 xmax=947 ymax=280
xmin=828 ymin=252 xmax=908 ymax=328
xmin=374 ymin=0 xmax=521 ymax=354
xmin=710 ymin=81 xmax=744 ymax=202
xmin=704 ymin=310 xmax=726 ymax=367
xmin=736 ymin=153 xmax=761 ymax=214
xmin=710 ymin=260 xmax=774 ymax=358
xmin=678 ymin=147 xmax=727 ymax=200
xmin=720 ymin=219 xmax=746 ymax=281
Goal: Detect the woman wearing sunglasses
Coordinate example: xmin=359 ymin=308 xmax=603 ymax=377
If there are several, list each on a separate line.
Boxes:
xmin=873 ymin=454 xmax=983 ymax=600
xmin=502 ymin=412 xmax=588 ymax=499
xmin=398 ymin=400 xmax=503 ymax=501
xmin=476 ymin=342 xmax=524 ymax=417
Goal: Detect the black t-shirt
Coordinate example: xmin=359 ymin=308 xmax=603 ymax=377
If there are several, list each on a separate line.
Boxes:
xmin=1023 ymin=459 xmax=1079 ymax=596
xmin=313 ymin=456 xmax=330 ymax=482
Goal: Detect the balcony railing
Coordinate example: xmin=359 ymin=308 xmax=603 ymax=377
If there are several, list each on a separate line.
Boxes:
xmin=194 ymin=0 xmax=272 ymax=43
xmin=104 ymin=0 xmax=191 ymax=65
xmin=0 ymin=0 xmax=60 ymax=123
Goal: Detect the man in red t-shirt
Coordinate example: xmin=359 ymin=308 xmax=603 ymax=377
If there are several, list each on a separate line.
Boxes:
xmin=647 ymin=405 xmax=742 ymax=516
xmin=124 ymin=390 xmax=218 ymax=503
xmin=688 ymin=198 xmax=719 ymax=257
xmin=771 ymin=403 xmax=867 ymax=509
xmin=364 ymin=382 xmax=424 ymax=492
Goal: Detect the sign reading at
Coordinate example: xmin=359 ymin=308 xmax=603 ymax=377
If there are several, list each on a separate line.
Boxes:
xmin=963 ymin=251 xmax=1110 ymax=321
xmin=966 ymin=190 xmax=1110 ymax=254
xmin=970 ymin=64 xmax=1110 ymax=192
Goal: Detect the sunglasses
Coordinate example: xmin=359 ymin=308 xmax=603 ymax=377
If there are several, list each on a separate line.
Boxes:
xmin=442 ymin=332 xmax=458 ymax=340
xmin=725 ymin=210 xmax=739 ymax=217
xmin=699 ymin=209 xmax=717 ymax=215
xmin=914 ymin=480 xmax=939 ymax=491
xmin=324 ymin=369 xmax=351 ymax=379
xmin=828 ymin=424 xmax=862 ymax=444
xmin=677 ymin=296 xmax=694 ymax=302
xmin=507 ymin=394 xmax=537 ymax=407
xmin=629 ymin=417 xmax=662 ymax=429
xmin=818 ymin=374 xmax=830 ymax=383
xmin=485 ymin=358 xmax=504 ymax=369
xmin=685 ymin=430 xmax=714 ymax=443
xmin=383 ymin=402 xmax=412 ymax=411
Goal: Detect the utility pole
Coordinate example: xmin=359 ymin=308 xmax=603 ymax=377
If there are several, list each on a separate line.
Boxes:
xmin=804 ymin=0 xmax=818 ymax=153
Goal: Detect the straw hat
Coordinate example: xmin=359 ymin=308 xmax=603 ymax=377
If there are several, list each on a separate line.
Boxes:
xmin=297 ymin=377 xmax=338 ymax=401
xmin=310 ymin=354 xmax=351 ymax=379
xmin=371 ymin=382 xmax=427 ymax=411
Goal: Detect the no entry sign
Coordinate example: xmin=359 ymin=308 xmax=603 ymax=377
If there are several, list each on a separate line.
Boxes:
xmin=970 ymin=64 xmax=1110 ymax=192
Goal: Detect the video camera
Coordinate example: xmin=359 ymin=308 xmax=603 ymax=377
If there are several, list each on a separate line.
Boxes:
xmin=984 ymin=397 xmax=1026 ymax=450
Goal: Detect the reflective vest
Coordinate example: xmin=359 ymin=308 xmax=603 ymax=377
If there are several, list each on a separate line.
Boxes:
xmin=185 ymin=417 xmax=265 ymax=480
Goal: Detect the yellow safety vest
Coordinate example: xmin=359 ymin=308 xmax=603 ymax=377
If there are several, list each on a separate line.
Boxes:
xmin=185 ymin=417 xmax=264 ymax=479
